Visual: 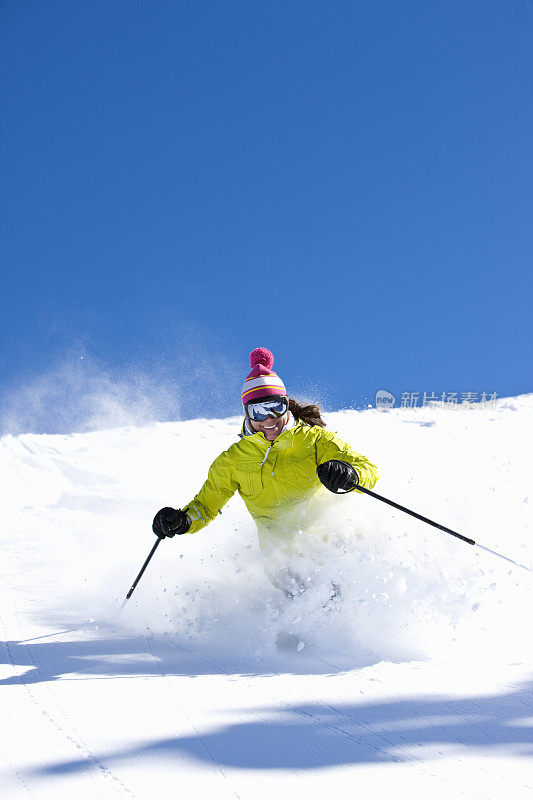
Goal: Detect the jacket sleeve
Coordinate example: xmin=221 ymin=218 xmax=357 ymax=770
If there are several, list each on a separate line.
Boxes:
xmin=315 ymin=429 xmax=379 ymax=491
xmin=181 ymin=450 xmax=238 ymax=534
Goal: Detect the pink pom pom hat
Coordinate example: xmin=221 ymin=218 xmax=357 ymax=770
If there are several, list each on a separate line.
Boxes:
xmin=241 ymin=347 xmax=287 ymax=405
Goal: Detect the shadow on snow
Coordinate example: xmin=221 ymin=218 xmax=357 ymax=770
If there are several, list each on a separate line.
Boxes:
xmin=25 ymin=681 xmax=533 ymax=773
xmin=1 ymin=631 xmax=532 ymax=773
xmin=0 ymin=629 xmax=377 ymax=684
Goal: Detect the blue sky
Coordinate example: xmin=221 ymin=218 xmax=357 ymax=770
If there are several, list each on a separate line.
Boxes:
xmin=1 ymin=0 xmax=532 ymax=432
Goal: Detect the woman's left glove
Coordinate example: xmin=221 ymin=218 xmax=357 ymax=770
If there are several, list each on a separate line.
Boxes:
xmin=152 ymin=507 xmax=191 ymax=538
xmin=317 ymin=460 xmax=359 ymax=493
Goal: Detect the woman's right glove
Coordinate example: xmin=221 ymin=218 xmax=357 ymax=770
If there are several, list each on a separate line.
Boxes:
xmin=316 ymin=460 xmax=359 ymax=493
xmin=152 ymin=507 xmax=191 ymax=538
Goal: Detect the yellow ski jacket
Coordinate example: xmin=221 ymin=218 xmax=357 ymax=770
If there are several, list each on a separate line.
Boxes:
xmin=183 ymin=419 xmax=378 ymax=551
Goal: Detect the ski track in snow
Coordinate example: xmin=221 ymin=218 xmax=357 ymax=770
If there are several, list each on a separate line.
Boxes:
xmin=144 ymin=634 xmax=493 ymax=800
xmin=1 ymin=611 xmax=134 ymax=799
xmin=142 ymin=635 xmax=242 ymax=800
xmin=153 ymin=637 xmax=412 ymax=766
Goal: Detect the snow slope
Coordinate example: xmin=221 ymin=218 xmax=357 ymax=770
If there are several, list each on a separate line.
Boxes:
xmin=1 ymin=396 xmax=532 ymax=799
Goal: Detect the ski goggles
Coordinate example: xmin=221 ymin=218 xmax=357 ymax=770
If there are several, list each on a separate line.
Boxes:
xmin=246 ymin=398 xmax=288 ymax=422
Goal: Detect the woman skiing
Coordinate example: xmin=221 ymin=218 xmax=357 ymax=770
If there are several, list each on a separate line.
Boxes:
xmin=152 ymin=347 xmax=379 ymax=596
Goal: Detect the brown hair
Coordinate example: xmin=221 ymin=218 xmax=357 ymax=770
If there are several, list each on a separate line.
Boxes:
xmin=288 ymin=397 xmax=326 ymax=428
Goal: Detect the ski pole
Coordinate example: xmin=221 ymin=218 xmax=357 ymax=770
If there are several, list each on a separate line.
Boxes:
xmin=352 ymin=484 xmax=532 ymax=573
xmin=121 ymin=538 xmax=162 ymax=610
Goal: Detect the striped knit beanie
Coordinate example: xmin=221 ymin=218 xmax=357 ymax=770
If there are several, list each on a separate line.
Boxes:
xmin=241 ymin=347 xmax=287 ymax=405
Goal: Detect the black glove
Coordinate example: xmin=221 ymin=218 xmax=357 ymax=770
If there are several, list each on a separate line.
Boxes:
xmin=152 ymin=507 xmax=191 ymax=538
xmin=317 ymin=460 xmax=359 ymax=493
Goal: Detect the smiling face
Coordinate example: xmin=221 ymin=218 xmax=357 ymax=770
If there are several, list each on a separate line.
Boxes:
xmin=247 ymin=398 xmax=290 ymax=441
xmin=249 ymin=411 xmax=290 ymax=440
xmin=248 ymin=411 xmax=289 ymax=442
